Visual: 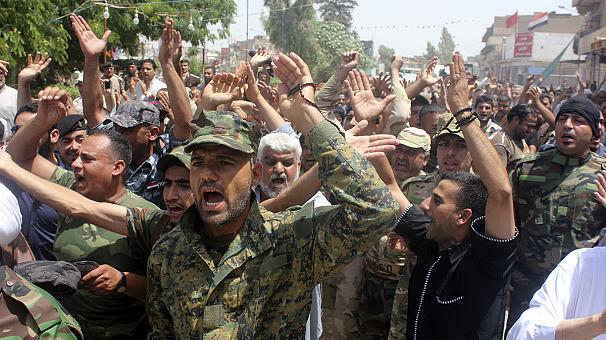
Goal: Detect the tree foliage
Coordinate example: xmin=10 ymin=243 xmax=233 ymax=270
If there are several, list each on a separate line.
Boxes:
xmin=263 ymin=0 xmax=319 ymax=67
xmin=317 ymin=0 xmax=358 ymax=29
xmin=0 ymin=0 xmax=237 ymax=80
xmin=424 ymin=42 xmax=439 ymax=59
xmin=437 ymin=26 xmax=456 ymax=65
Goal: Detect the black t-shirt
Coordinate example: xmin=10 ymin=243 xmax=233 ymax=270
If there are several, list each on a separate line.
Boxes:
xmin=394 ymin=205 xmax=518 ymax=340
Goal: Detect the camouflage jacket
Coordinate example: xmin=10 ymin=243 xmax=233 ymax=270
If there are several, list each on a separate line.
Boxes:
xmin=401 ymin=171 xmax=440 ymax=205
xmin=146 ymin=120 xmax=397 ymax=339
xmin=511 ymin=148 xmax=606 ymax=280
xmin=0 ymin=266 xmax=82 ymax=339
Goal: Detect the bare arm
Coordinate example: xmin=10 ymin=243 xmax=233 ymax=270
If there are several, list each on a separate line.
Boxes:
xmin=555 ymin=312 xmax=606 ymax=340
xmin=518 ymin=75 xmax=535 ymax=105
xmin=245 ymin=63 xmax=285 ymax=131
xmin=405 ymin=56 xmax=439 ymax=99
xmin=71 ymin=15 xmax=110 ymax=128
xmin=0 ymin=151 xmax=129 ymax=235
xmin=17 ymin=52 xmax=52 ymax=108
xmin=448 ymin=53 xmax=515 ymax=239
xmin=159 ymin=20 xmax=193 ymax=140
xmin=261 ymin=164 xmax=321 ymax=212
xmin=388 ymin=55 xmax=411 ymax=132
xmin=528 ymin=86 xmax=556 ymax=128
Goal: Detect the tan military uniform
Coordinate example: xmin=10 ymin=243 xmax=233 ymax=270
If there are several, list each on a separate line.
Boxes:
xmin=489 ymin=130 xmax=530 ymax=172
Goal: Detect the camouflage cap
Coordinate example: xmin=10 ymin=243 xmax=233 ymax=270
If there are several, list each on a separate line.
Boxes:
xmin=436 ymin=112 xmax=465 ymax=140
xmin=110 ymin=100 xmax=161 ymax=128
xmin=184 ymin=111 xmax=255 ymax=154
xmin=158 ymin=146 xmax=191 ymax=172
xmin=397 ymin=127 xmax=431 ymax=152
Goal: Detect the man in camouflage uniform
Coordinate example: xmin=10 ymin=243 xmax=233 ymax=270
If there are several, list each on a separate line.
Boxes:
xmin=390 ymin=112 xmax=474 ymax=339
xmin=0 ymin=265 xmax=83 ymax=339
xmin=7 ymin=87 xmax=154 ymax=338
xmin=147 ymin=50 xmax=397 ymax=338
xmin=357 ymin=127 xmax=430 ymax=339
xmin=489 ymin=104 xmax=536 ymax=172
xmin=110 ymin=100 xmax=166 ymax=208
xmin=508 ymin=95 xmax=606 ymax=328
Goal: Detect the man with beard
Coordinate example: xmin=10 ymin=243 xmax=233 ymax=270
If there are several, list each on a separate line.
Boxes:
xmin=508 ymin=95 xmax=606 ymax=329
xmin=389 ymin=127 xmax=431 ymax=187
xmin=489 ymin=104 xmax=537 ymax=172
xmin=475 ymin=95 xmax=501 ymax=137
xmin=50 ymin=115 xmax=87 ymax=170
xmin=254 ymin=132 xmax=301 ymax=202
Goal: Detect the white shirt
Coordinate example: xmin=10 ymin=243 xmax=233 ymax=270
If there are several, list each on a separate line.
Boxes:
xmin=0 ymin=180 xmax=21 ymax=245
xmin=507 ymin=247 xmax=606 ymax=340
xmin=0 ymin=85 xmax=18 ymax=132
xmin=146 ymin=78 xmax=167 ymax=99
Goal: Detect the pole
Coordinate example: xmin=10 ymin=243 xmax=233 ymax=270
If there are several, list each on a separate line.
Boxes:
xmin=246 ymin=0 xmax=249 ymax=61
xmin=104 ymin=17 xmax=108 ymax=63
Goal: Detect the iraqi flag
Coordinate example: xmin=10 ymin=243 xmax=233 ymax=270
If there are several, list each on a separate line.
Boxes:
xmin=528 ymin=12 xmax=549 ymax=30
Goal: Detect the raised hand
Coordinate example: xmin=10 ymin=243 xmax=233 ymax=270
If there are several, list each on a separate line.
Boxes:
xmin=36 ymin=87 xmax=69 ymax=127
xmin=159 ymin=19 xmax=181 ymax=65
xmin=0 ymin=60 xmax=8 ymax=75
xmin=344 ymin=69 xmax=395 ymax=123
xmin=447 ymin=52 xmax=470 ymax=113
xmin=373 ymin=72 xmax=391 ymax=98
xmin=525 ymin=74 xmax=536 ymax=86
xmin=390 ymin=55 xmax=404 ymax=72
xmin=250 ymin=48 xmax=272 ymax=69
xmin=201 ymin=73 xmax=241 ymax=109
xmin=340 ymin=51 xmax=360 ymax=72
xmin=527 ymin=85 xmax=541 ymax=103
xmin=273 ymin=52 xmax=316 ymax=120
xmin=419 ymin=56 xmax=439 ymax=87
xmin=594 ymin=170 xmax=606 ymax=209
xmin=244 ymin=63 xmax=261 ymax=102
xmin=345 ymin=119 xmax=398 ymax=159
xmin=70 ymin=15 xmax=110 ymax=58
xmin=18 ymin=52 xmax=52 ymax=82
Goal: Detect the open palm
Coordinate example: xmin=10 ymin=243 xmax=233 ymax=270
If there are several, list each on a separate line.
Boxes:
xmin=19 ymin=52 xmax=52 ymax=82
xmin=70 ymin=15 xmax=110 ymax=58
xmin=345 ymin=69 xmax=395 ymax=122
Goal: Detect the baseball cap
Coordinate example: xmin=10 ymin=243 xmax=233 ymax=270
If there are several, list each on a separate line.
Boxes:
xmin=184 ymin=111 xmax=254 ymax=154
xmin=436 ymin=112 xmax=475 ymax=140
xmin=14 ymin=260 xmax=81 ymax=298
xmin=397 ymin=127 xmax=431 ymax=152
xmin=158 ymin=146 xmax=191 ymax=172
xmin=55 ymin=115 xmax=86 ymax=137
xmin=110 ymin=100 xmax=161 ymax=128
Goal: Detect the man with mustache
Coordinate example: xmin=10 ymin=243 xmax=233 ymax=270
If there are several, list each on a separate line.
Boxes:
xmin=389 ymin=127 xmax=431 ymax=187
xmin=489 ymin=104 xmax=537 ymax=172
xmin=254 ymin=132 xmax=301 ymax=202
xmin=50 ymin=115 xmax=87 ymax=171
xmin=508 ymin=95 xmax=606 ymax=329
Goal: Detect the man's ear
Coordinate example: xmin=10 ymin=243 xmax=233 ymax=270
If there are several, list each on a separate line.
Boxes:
xmin=50 ymin=129 xmax=60 ymax=144
xmin=112 ymin=159 xmax=126 ymax=178
xmin=456 ymin=208 xmax=474 ymax=227
xmin=148 ymin=125 xmax=160 ymax=142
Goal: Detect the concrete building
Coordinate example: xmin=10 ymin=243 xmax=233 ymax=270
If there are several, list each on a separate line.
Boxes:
xmin=479 ymin=13 xmax=586 ymax=86
xmin=573 ymin=0 xmax=606 ymax=86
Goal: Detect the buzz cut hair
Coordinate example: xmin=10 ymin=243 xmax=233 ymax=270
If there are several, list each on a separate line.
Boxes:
xmin=257 ymin=132 xmax=302 ymax=162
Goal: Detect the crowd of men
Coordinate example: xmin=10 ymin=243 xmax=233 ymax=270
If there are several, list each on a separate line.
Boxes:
xmin=0 ymin=14 xmax=606 ymax=340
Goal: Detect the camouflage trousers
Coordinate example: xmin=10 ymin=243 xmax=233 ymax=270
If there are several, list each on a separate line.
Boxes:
xmin=387 ymin=274 xmax=409 ymax=340
xmin=357 ymin=271 xmax=399 ymax=340
xmin=320 ymin=257 xmax=364 ymax=340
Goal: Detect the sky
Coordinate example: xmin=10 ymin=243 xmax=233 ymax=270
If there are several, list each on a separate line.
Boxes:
xmin=208 ymin=0 xmax=578 ymax=58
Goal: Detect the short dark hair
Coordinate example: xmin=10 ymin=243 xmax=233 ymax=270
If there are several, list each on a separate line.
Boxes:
xmin=474 ymin=95 xmax=493 ymax=109
xmin=419 ymin=104 xmax=446 ymax=123
xmin=497 ymin=95 xmax=511 ymax=103
xmin=539 ymin=93 xmax=551 ymax=103
xmin=141 ymin=59 xmax=157 ymax=70
xmin=507 ymin=104 xmax=535 ymax=123
xmin=90 ymin=129 xmax=132 ymax=180
xmin=412 ymin=95 xmax=430 ymax=107
xmin=180 ymin=59 xmax=190 ymax=65
xmin=441 ymin=172 xmax=488 ymax=222
xmin=15 ymin=104 xmax=38 ymax=123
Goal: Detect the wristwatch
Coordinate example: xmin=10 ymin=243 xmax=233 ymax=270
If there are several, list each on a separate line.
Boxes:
xmin=115 ymin=272 xmax=127 ymax=294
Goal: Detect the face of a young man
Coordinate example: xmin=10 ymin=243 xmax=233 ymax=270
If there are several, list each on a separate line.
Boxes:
xmin=419 ymin=111 xmax=440 ymax=138
xmin=475 ymin=102 xmax=493 ymax=124
xmin=190 ymin=145 xmax=253 ymax=229
xmin=203 ymin=68 xmax=215 ymax=84
xmin=180 ymin=62 xmax=189 ymax=74
xmin=115 ymin=123 xmax=157 ymax=162
xmin=389 ymin=145 xmax=427 ymax=183
xmin=436 ymin=135 xmax=471 ymax=174
xmin=257 ymin=149 xmax=300 ymax=199
xmin=103 ymin=66 xmax=114 ymax=78
xmin=513 ymin=115 xmax=538 ymax=141
xmin=141 ymin=62 xmax=156 ymax=82
xmin=420 ymin=179 xmax=461 ymax=245
xmin=71 ymin=134 xmax=123 ymax=202
xmin=163 ymin=165 xmax=194 ymax=223
xmin=555 ymin=113 xmax=594 ymax=158
xmin=57 ymin=130 xmax=87 ymax=165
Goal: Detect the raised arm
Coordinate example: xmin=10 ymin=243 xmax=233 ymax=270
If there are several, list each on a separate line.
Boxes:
xmin=17 ymin=52 xmax=52 ymax=108
xmin=447 ymin=53 xmax=515 ymax=239
xmin=388 ymin=55 xmax=411 ymax=133
xmin=344 ymin=69 xmax=395 ymax=135
xmin=405 ymin=56 xmax=439 ymax=100
xmin=70 ymin=15 xmax=109 ymax=128
xmin=159 ymin=20 xmax=192 ymax=140
xmin=518 ymin=74 xmax=535 ymax=105
xmin=528 ymin=85 xmax=556 ymax=128
xmin=6 ymin=87 xmax=65 ymax=179
xmin=0 ymin=149 xmax=128 ymax=235
xmin=244 ymin=63 xmax=285 ymax=131
xmin=316 ymin=51 xmax=359 ymax=112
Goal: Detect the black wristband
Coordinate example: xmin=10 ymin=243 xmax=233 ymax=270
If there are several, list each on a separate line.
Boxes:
xmin=454 ymin=107 xmax=473 ymax=117
xmin=455 ymin=113 xmax=477 ymax=128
